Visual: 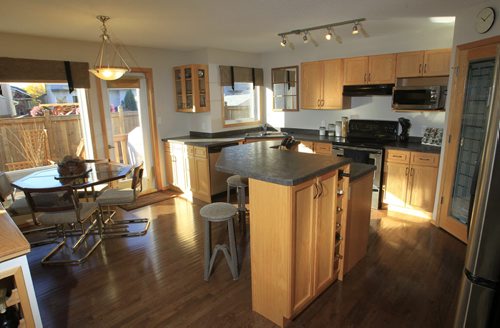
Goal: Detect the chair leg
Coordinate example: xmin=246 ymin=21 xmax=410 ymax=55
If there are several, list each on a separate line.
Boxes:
xmin=227 ymin=184 xmax=231 ymax=203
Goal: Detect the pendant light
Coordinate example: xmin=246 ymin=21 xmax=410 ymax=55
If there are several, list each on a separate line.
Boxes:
xmin=89 ymin=15 xmax=130 ymax=81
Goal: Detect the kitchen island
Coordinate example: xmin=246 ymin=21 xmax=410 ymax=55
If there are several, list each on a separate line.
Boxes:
xmin=217 ymin=141 xmax=354 ymax=327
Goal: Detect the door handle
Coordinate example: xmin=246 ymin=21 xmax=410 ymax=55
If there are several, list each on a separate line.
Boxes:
xmin=410 ymin=168 xmax=414 ymax=176
xmin=405 ymin=167 xmax=409 ymax=176
xmin=424 ymin=63 xmax=427 ymax=73
xmin=318 ymin=182 xmax=324 ymax=198
xmin=313 ymin=182 xmax=319 ymax=199
xmin=368 ymin=73 xmax=371 ymax=82
xmin=108 ymin=145 xmax=115 ymax=149
xmin=364 ymin=73 xmax=367 ymax=82
xmin=419 ymin=64 xmax=422 ymax=74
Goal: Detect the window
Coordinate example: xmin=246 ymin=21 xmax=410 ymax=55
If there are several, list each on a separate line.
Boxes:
xmin=223 ymin=82 xmax=261 ymax=126
xmin=272 ymin=66 xmax=298 ymax=111
xmin=219 ymin=65 xmax=264 ymax=127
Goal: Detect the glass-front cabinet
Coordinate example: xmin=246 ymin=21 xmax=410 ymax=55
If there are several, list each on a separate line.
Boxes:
xmin=173 ymin=64 xmax=210 ymax=113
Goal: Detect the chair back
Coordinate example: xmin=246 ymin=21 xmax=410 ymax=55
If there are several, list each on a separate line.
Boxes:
xmin=23 ymin=185 xmax=79 ymax=214
xmin=131 ymin=162 xmax=144 ymax=196
xmin=0 ymin=172 xmax=14 ymax=202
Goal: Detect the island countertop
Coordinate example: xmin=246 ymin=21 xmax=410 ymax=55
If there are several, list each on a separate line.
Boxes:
xmin=216 ymin=141 xmax=351 ymax=186
xmin=0 ymin=205 xmax=30 ymax=263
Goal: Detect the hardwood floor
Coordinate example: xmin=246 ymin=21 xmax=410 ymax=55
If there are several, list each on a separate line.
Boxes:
xmin=26 ymin=197 xmax=466 ymax=327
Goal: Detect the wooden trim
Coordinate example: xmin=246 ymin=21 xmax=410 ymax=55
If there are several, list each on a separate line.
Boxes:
xmin=95 ymin=67 xmax=163 ymax=189
xmin=83 ymin=89 xmax=99 ymax=159
xmin=457 ymin=35 xmax=500 ymax=50
xmin=95 ymin=76 xmax=110 ymax=159
xmin=221 ymin=83 xmax=263 ymax=128
xmin=437 ymin=39 xmax=499 ymax=242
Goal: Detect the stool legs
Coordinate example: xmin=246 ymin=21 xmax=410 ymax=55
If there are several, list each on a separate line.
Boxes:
xmin=203 ymin=217 xmax=239 ymax=281
xmin=204 ymin=220 xmax=212 ymax=281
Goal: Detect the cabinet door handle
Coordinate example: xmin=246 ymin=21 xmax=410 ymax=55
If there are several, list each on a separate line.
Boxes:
xmin=410 ymin=168 xmax=414 ymax=176
xmin=313 ymin=182 xmax=319 ymax=199
xmin=424 ymin=63 xmax=427 ymax=73
xmin=419 ymin=64 xmax=422 ymax=74
xmin=364 ymin=73 xmax=367 ymax=82
xmin=405 ymin=167 xmax=409 ymax=176
xmin=317 ymin=99 xmax=320 ymax=107
xmin=368 ymin=73 xmax=371 ymax=82
xmin=318 ymin=182 xmax=324 ymax=198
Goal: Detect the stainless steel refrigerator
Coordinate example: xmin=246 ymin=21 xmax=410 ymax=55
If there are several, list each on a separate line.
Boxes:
xmin=454 ymin=53 xmax=500 ymax=327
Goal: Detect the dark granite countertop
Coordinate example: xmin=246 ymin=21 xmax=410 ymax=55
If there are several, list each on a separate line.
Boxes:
xmin=383 ymin=142 xmax=441 ymax=154
xmin=350 ymin=163 xmax=376 ymax=181
xmin=216 ymin=141 xmax=351 ymax=186
xmin=163 ymin=136 xmax=245 ymax=147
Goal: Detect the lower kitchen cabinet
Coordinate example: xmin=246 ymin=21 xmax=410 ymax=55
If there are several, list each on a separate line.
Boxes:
xmin=249 ymin=165 xmax=349 ymax=326
xmin=383 ymin=149 xmax=440 ymax=217
xmin=297 ymin=141 xmax=332 ymax=155
xmin=164 ymin=141 xmax=230 ymax=203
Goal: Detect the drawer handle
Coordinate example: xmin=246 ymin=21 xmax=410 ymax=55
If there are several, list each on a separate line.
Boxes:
xmin=393 ymin=155 xmax=403 ymax=158
xmin=419 ymin=158 xmax=430 ymax=161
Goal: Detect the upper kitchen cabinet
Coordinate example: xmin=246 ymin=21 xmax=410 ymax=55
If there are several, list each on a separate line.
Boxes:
xmin=343 ymin=54 xmax=396 ymax=85
xmin=396 ymin=49 xmax=451 ymax=78
xmin=301 ymin=59 xmax=350 ymax=110
xmin=173 ymin=64 xmax=210 ymax=113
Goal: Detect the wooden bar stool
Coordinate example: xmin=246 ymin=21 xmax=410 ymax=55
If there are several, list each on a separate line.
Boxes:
xmin=200 ymin=202 xmax=239 ymax=281
xmin=226 ymin=175 xmax=248 ymax=232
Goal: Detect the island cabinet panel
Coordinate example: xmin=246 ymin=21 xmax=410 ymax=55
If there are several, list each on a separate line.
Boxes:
xmin=292 ymin=180 xmax=316 ymax=313
xmin=314 ymin=173 xmax=338 ymax=293
xmin=249 ymin=166 xmax=349 ymax=327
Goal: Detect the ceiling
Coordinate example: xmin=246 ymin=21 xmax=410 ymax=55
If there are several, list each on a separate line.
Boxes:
xmin=0 ymin=0 xmax=485 ymax=53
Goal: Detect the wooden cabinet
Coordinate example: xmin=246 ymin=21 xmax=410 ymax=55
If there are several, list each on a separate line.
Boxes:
xmin=383 ymin=149 xmax=440 ymax=216
xmin=0 ymin=209 xmax=42 ymax=328
xmin=165 ymin=142 xmax=231 ymax=202
xmin=297 ymin=141 xmax=332 ymax=155
xmin=173 ymin=64 xmax=210 ymax=113
xmin=249 ymin=165 xmax=350 ymax=326
xmin=187 ymin=145 xmax=211 ymax=202
xmin=344 ymin=54 xmax=396 ymax=85
xmin=300 ymin=59 xmax=350 ymax=110
xmin=396 ymin=49 xmax=451 ymax=78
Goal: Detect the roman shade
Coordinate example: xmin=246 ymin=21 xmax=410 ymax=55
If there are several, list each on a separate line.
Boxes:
xmin=0 ymin=57 xmax=90 ymax=88
xmin=272 ymin=69 xmax=296 ymax=87
xmin=219 ymin=65 xmax=264 ymax=87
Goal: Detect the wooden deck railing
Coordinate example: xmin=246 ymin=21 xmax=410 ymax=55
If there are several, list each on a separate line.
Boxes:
xmin=0 ymin=112 xmax=139 ymax=171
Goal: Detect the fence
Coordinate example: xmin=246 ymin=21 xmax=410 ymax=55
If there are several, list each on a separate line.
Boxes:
xmin=0 ymin=111 xmax=139 ymax=171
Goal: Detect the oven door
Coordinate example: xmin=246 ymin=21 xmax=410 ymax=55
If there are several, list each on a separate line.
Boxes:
xmin=333 ymin=145 xmax=383 ymax=209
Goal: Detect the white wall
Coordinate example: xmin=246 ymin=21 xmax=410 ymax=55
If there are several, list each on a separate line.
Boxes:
xmin=261 ymin=22 xmax=454 ymax=136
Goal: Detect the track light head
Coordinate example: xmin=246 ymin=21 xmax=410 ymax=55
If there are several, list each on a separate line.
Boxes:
xmin=352 ymin=22 xmax=360 ymax=35
xmin=303 ymin=31 xmax=309 ymax=43
xmin=325 ymin=28 xmax=332 ymax=40
xmin=280 ymin=36 xmax=287 ymax=47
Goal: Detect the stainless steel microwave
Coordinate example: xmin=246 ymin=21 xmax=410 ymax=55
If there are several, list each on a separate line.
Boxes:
xmin=392 ymin=86 xmax=447 ymax=110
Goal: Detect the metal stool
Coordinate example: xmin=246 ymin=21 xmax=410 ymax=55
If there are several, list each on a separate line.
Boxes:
xmin=226 ymin=175 xmax=248 ymax=230
xmin=201 ymin=202 xmax=239 ymax=281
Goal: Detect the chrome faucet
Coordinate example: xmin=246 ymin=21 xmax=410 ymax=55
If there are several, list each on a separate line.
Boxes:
xmin=261 ymin=123 xmax=268 ymax=133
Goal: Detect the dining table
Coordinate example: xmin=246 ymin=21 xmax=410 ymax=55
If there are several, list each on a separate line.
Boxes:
xmin=11 ymin=162 xmax=132 ymax=190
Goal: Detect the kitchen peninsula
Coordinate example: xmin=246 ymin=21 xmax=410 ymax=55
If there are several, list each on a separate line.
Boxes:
xmin=216 ymin=141 xmax=373 ymax=327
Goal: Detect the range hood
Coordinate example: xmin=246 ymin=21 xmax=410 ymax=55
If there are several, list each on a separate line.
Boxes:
xmin=343 ymin=84 xmax=394 ymax=97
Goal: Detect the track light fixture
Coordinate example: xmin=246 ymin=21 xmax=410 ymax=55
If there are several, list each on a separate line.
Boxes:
xmin=352 ymin=22 xmax=360 ymax=35
xmin=280 ymin=35 xmax=287 ymax=47
xmin=325 ymin=28 xmax=333 ymax=40
xmin=277 ymin=18 xmax=366 ymax=49
xmin=303 ymin=31 xmax=309 ymax=43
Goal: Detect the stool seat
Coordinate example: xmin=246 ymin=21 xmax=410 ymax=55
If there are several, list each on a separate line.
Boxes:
xmin=226 ymin=175 xmax=248 ymax=188
xmin=200 ymin=202 xmax=237 ymax=222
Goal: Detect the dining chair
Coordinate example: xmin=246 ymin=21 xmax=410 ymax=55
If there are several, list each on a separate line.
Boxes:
xmin=23 ymin=185 xmax=102 ymax=265
xmin=96 ymin=162 xmax=150 ymax=238
xmin=0 ymin=171 xmax=37 ymax=221
xmin=78 ymin=159 xmax=111 ymax=201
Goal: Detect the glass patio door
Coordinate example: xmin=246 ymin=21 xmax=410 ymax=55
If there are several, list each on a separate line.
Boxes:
xmin=439 ymin=44 xmax=498 ymax=243
xmin=100 ymin=74 xmax=154 ymax=191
